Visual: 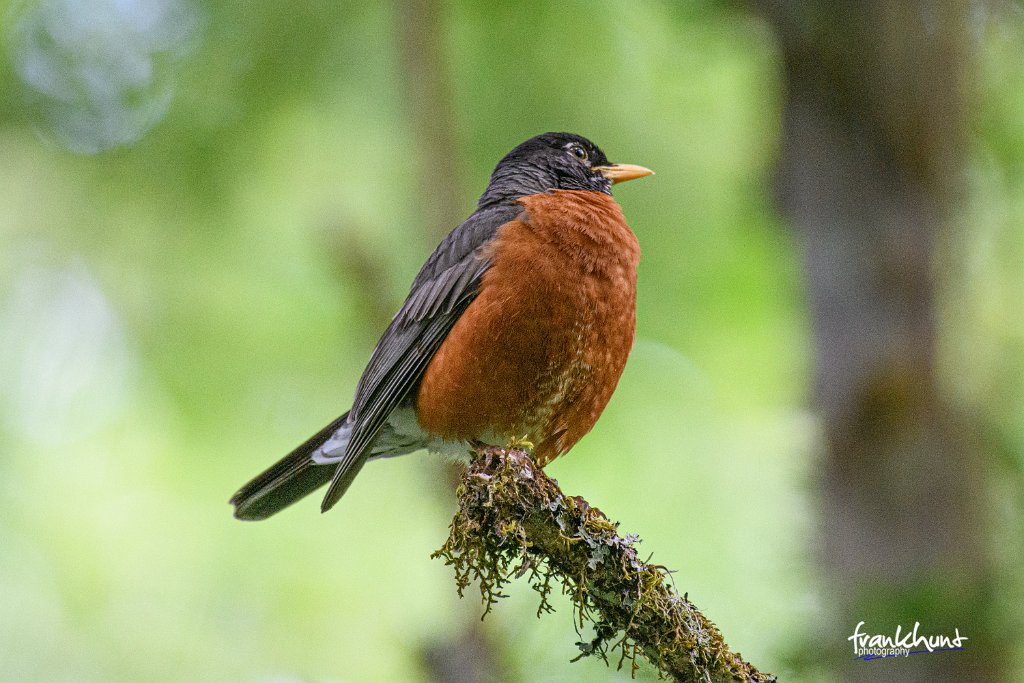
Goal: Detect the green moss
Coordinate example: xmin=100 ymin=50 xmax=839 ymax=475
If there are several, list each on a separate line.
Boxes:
xmin=433 ymin=447 xmax=775 ymax=682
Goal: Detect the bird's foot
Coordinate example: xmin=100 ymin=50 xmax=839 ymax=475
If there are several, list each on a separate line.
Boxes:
xmin=508 ymin=434 xmax=534 ymax=451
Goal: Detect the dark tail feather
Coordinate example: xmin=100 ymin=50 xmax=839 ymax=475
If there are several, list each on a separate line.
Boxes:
xmin=230 ymin=412 xmax=350 ymax=521
xmin=320 ymin=452 xmax=368 ymax=514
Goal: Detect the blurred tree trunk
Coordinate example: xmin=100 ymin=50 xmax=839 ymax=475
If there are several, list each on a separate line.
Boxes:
xmin=761 ymin=4 xmax=1003 ymax=681
xmin=396 ymin=2 xmax=506 ymax=681
xmin=398 ymin=0 xmax=467 ymax=242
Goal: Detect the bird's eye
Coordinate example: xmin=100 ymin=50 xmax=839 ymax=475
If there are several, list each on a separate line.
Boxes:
xmin=570 ymin=145 xmax=588 ymax=162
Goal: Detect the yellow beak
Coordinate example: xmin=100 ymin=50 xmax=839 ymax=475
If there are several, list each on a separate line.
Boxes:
xmin=593 ymin=163 xmax=655 ymax=184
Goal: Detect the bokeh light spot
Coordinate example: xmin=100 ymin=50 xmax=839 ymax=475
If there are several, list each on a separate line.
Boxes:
xmin=9 ymin=0 xmax=199 ymax=153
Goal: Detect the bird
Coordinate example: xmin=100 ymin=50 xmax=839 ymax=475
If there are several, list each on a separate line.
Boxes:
xmin=230 ymin=132 xmax=652 ymax=520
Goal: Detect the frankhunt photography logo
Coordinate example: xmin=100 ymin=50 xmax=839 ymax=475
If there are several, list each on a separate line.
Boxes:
xmin=849 ymin=621 xmax=968 ymax=661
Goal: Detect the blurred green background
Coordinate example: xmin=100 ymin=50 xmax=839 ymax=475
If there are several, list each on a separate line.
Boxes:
xmin=0 ymin=1 xmax=1021 ymax=681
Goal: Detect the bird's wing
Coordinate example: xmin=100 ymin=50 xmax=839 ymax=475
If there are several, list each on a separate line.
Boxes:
xmin=320 ymin=202 xmax=524 ymax=511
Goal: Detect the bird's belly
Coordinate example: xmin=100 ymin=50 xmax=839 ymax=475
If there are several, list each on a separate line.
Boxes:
xmin=415 ymin=191 xmax=639 ymax=464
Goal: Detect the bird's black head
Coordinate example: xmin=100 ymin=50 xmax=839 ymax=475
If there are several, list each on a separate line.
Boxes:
xmin=477 ymin=132 xmax=652 ymax=209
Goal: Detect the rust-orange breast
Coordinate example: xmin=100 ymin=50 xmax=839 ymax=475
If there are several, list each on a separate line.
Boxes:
xmin=415 ymin=189 xmax=640 ymax=464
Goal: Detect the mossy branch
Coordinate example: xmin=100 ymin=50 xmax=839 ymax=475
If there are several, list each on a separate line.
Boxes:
xmin=432 ymin=446 xmax=774 ymax=682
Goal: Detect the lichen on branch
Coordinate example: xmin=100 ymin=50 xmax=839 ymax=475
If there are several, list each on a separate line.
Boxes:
xmin=432 ymin=446 xmax=774 ymax=682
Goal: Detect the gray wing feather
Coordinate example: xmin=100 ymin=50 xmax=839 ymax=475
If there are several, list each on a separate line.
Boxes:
xmin=320 ymin=203 xmax=523 ymax=511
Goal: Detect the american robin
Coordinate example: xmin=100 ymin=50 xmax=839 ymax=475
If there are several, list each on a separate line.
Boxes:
xmin=231 ymin=132 xmax=652 ymax=520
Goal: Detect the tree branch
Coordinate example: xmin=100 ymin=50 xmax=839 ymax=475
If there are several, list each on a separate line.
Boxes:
xmin=433 ymin=446 xmax=774 ymax=682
